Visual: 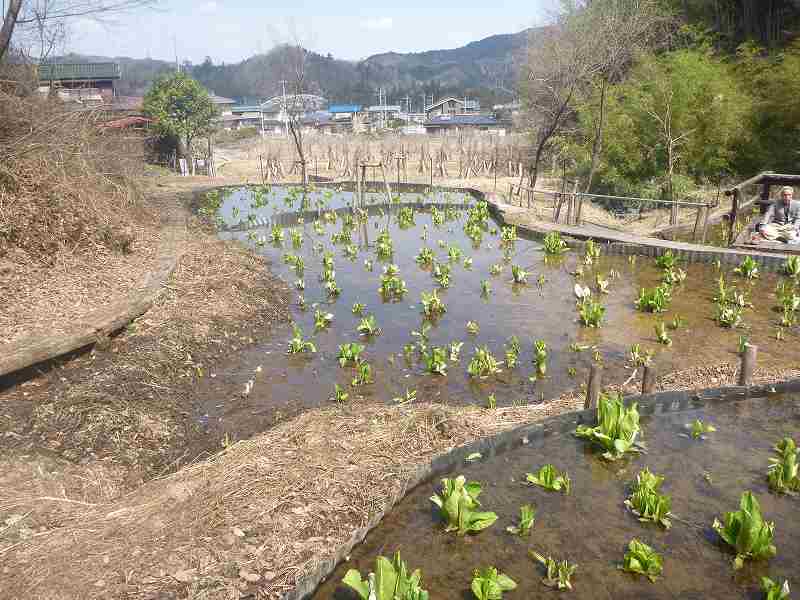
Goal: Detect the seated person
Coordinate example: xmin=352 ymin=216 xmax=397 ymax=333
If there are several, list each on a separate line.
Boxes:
xmin=758 ymin=186 xmax=800 ymax=243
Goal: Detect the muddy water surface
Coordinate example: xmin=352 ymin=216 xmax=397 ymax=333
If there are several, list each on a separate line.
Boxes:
xmin=199 ymin=185 xmax=800 ymax=440
xmin=313 ymin=392 xmax=800 ymax=600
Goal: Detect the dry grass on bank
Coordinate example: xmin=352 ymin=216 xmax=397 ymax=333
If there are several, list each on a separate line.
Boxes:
xmin=0 ymin=399 xmax=581 ymax=600
xmin=0 ymin=207 xmax=291 ymax=475
xmin=0 ymin=90 xmax=160 ymax=345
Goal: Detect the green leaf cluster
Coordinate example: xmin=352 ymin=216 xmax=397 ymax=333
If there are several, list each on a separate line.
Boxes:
xmin=423 ymin=346 xmax=449 ymax=376
xmin=420 ymin=290 xmax=447 ymax=318
xmin=470 ymin=566 xmax=516 ymax=600
xmin=624 ymin=468 xmax=672 ymax=529
xmin=506 ymin=504 xmax=536 ymax=536
xmin=415 ymin=247 xmax=435 ymax=266
xmin=430 ymin=475 xmax=498 ymax=535
xmin=712 ymin=491 xmax=777 ymax=570
xmin=287 ymin=325 xmax=316 ymax=354
xmin=578 ymin=297 xmax=605 ymax=327
xmin=529 ymin=551 xmax=577 ymax=590
xmin=525 ymin=464 xmax=570 ymax=494
xmin=542 ymin=231 xmax=568 ymax=255
xmin=467 ymin=346 xmax=503 ymax=378
xmin=575 ymin=392 xmax=644 ymax=460
xmin=379 ymin=264 xmax=408 ymax=299
xmin=636 ymin=284 xmax=672 ymax=313
xmin=342 ymin=551 xmax=429 ymax=600
xmin=767 ymin=437 xmax=800 ymax=494
xmin=511 ymin=264 xmax=528 ymax=284
xmin=620 ymin=539 xmax=663 ymax=582
xmin=762 ymin=577 xmax=791 ymax=600
xmin=337 ymin=343 xmax=365 ymax=367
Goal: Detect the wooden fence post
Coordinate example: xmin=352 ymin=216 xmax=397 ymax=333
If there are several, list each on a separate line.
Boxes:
xmin=738 ymin=344 xmax=758 ymax=386
xmin=642 ymin=365 xmax=656 ymax=395
xmin=692 ymin=205 xmax=703 ymax=242
xmin=700 ymin=204 xmax=710 ymax=244
xmin=585 ymin=364 xmax=602 ymax=409
xmin=728 ymin=188 xmax=740 ymax=246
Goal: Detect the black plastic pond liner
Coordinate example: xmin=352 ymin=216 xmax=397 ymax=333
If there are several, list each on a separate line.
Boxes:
xmin=282 ymin=378 xmax=800 ymax=600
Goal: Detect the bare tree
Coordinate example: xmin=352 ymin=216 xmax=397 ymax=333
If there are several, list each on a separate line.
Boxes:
xmin=520 ymin=16 xmax=600 ymax=189
xmin=520 ymin=0 xmax=672 ymax=191
xmin=1 ymin=0 xmax=155 ymax=62
xmin=0 ymin=1 xmax=24 ymax=61
xmin=278 ymin=41 xmax=323 ymax=190
xmin=573 ymin=0 xmax=673 ymax=192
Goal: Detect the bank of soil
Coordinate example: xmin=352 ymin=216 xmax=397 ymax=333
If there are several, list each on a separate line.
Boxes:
xmin=0 ymin=176 xmax=291 ymax=575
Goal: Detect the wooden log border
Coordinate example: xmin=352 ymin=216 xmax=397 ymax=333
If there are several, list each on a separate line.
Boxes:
xmin=0 ymin=209 xmax=185 ymax=379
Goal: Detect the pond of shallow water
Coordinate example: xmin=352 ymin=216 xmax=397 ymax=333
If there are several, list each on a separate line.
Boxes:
xmin=200 ymin=185 xmax=800 ymax=439
xmin=313 ymin=392 xmax=800 ymax=600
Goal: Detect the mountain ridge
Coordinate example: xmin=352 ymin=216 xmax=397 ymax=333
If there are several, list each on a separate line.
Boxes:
xmin=50 ymin=28 xmax=533 ymax=106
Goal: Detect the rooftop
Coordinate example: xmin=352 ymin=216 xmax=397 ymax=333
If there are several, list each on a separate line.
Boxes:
xmin=424 ymin=114 xmax=498 ymax=127
xmin=425 ymin=97 xmax=480 ymax=111
xmin=328 ymin=104 xmax=362 ymax=114
xmin=367 ymin=105 xmax=401 ymax=112
xmin=38 ymin=63 xmax=121 ymax=81
xmin=209 ymin=93 xmax=236 ymax=105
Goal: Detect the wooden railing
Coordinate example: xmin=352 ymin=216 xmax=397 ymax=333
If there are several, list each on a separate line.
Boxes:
xmin=724 ymin=172 xmax=800 ymax=246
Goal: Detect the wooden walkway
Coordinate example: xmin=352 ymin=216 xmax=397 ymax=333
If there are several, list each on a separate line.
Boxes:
xmin=487 ymin=195 xmax=791 ymax=271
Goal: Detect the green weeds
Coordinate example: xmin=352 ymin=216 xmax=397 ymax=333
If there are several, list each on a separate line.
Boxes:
xmin=543 ymin=231 xmax=568 ymax=255
xmin=467 ymin=346 xmax=503 ymax=378
xmin=287 ymin=325 xmax=316 ymax=354
xmin=624 ymin=468 xmax=672 ymax=529
xmin=430 ymin=475 xmax=498 ymax=535
xmin=526 ymin=464 xmax=571 ymax=493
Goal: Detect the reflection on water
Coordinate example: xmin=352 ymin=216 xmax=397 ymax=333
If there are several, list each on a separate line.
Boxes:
xmin=196 ymin=185 xmax=800 ymax=441
xmin=313 ymin=393 xmax=800 ymax=600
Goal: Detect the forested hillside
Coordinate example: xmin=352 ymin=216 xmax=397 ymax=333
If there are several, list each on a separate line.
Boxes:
xmin=520 ymin=0 xmax=800 ymax=201
xmin=54 ymin=30 xmax=529 ymax=107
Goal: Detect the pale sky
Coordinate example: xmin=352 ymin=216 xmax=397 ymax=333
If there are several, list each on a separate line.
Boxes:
xmin=66 ymin=0 xmax=558 ymax=63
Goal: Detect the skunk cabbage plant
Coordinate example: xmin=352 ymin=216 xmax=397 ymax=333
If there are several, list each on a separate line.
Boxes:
xmin=620 ymin=539 xmax=663 ymax=582
xmin=529 ymin=551 xmax=577 ymax=590
xmin=712 ymin=491 xmax=777 ymax=570
xmin=430 ymin=475 xmax=498 ymax=536
xmin=768 ymin=437 xmax=800 ymax=494
xmin=624 ymin=468 xmax=672 ymax=529
xmin=575 ymin=393 xmax=644 ymax=460
xmin=526 ymin=464 xmax=570 ymax=494
xmin=762 ymin=577 xmax=791 ymax=600
xmin=342 ymin=552 xmax=429 ymax=600
xmin=506 ymin=504 xmax=535 ymax=536
xmin=470 ymin=567 xmax=516 ymax=600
